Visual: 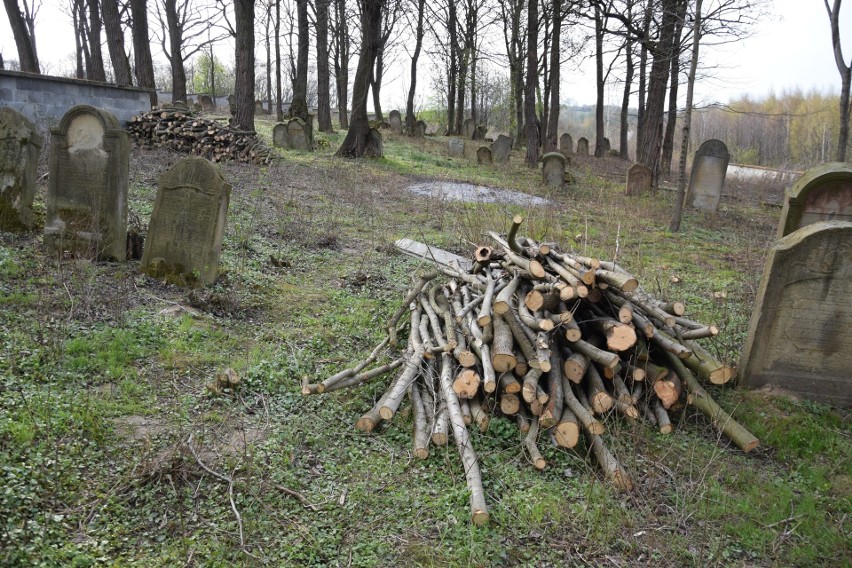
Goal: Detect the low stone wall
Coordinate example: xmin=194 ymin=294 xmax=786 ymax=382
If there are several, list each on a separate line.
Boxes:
xmin=0 ymin=70 xmax=154 ymax=127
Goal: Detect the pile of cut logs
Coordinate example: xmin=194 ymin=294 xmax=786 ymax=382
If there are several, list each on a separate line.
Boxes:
xmin=126 ymin=106 xmax=272 ymax=164
xmin=304 ymin=216 xmax=759 ymax=526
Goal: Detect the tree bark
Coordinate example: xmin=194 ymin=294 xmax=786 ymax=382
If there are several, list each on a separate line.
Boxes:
xmin=333 ymin=0 xmax=350 ymax=128
xmin=447 ymin=0 xmax=459 ymax=134
xmin=162 ymin=0 xmax=186 ymax=102
xmin=234 ymin=0 xmax=256 ymax=131
xmin=102 ymin=0 xmax=133 ymax=86
xmin=265 ymin=3 xmax=273 ymax=114
xmin=660 ymin=3 xmax=687 ymax=178
xmin=275 ymin=0 xmax=284 ymax=121
xmin=825 ymin=0 xmax=851 ymax=162
xmin=290 ymin=0 xmax=310 ymax=121
xmin=524 ymin=0 xmax=539 ymax=165
xmin=545 ymin=0 xmax=561 ymax=153
xmin=636 ymin=1 xmax=652 ymax=146
xmin=316 ymin=0 xmax=333 ymax=131
xmin=130 ymin=0 xmax=157 ymax=106
xmin=4 ymin=0 xmax=40 ymax=73
xmin=594 ymin=3 xmax=607 ymax=157
xmin=405 ymin=0 xmax=426 ymax=135
xmin=336 ymin=0 xmax=383 ymax=157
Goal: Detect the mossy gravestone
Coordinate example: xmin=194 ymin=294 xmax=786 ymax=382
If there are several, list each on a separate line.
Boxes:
xmin=448 ymin=137 xmax=465 ymax=157
xmin=576 ymin=137 xmax=589 ymax=156
xmin=286 ymin=117 xmax=313 ymax=151
xmin=491 ymin=134 xmax=512 ymax=163
xmin=777 ymin=162 xmax=852 ymax=239
xmin=44 ymin=105 xmax=129 ymax=261
xmin=476 ymin=145 xmax=492 ymax=164
xmin=559 ymin=133 xmax=573 ymax=155
xmin=686 ymin=139 xmax=729 ymax=212
xmin=541 ymin=152 xmax=566 ymax=188
xmin=388 ymin=110 xmax=403 ymax=134
xmin=0 ymin=107 xmax=43 ymax=231
xmin=626 ymin=163 xmax=652 ymax=196
xmin=141 ymin=157 xmax=231 ymax=287
xmin=739 ymin=221 xmax=852 ymax=406
xmin=272 ymin=122 xmax=287 ymax=148
xmin=463 ymin=118 xmax=476 ymax=139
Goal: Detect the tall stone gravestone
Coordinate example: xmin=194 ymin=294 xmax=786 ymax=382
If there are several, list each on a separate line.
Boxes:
xmin=476 ymin=145 xmax=492 ymax=164
xmin=739 ymin=221 xmax=852 ymax=406
xmin=491 ymin=135 xmax=512 ymax=163
xmin=625 ymin=163 xmax=652 ymax=196
xmin=414 ymin=120 xmax=427 ymax=138
xmin=141 ymin=157 xmax=231 ymax=287
xmin=200 ymin=95 xmax=215 ymax=111
xmin=686 ymin=139 xmax=729 ymax=212
xmin=541 ymin=152 xmax=566 ymax=189
xmin=448 ymin=137 xmax=465 ymax=157
xmin=388 ymin=110 xmax=403 ymax=134
xmin=44 ymin=105 xmax=129 ymax=261
xmin=463 ymin=118 xmax=476 ymax=139
xmin=559 ymin=133 xmax=573 ymax=155
xmin=576 ymin=137 xmax=589 ymax=156
xmin=776 ymin=162 xmax=852 ymax=239
xmin=0 ymin=107 xmax=43 ymax=231
xmin=286 ymin=117 xmax=313 ymax=151
xmin=272 ymin=123 xmax=287 ymax=148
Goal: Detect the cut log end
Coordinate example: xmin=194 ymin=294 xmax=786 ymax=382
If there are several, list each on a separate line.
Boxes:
xmin=553 ymin=422 xmax=580 ymax=448
xmin=431 ymin=432 xmax=448 ymax=446
xmin=414 ymin=448 xmax=429 ymax=460
xmin=472 ymin=510 xmax=490 ymax=526
xmin=356 ymin=417 xmax=378 ymax=432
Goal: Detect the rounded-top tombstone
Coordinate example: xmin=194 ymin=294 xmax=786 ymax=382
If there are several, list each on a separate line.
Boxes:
xmin=463 ymin=118 xmax=476 ymax=139
xmin=414 ymin=120 xmax=427 ymax=138
xmin=576 ymin=137 xmax=589 ymax=156
xmin=272 ymin=122 xmax=287 ymax=148
xmin=686 ymin=139 xmax=730 ymax=212
xmin=286 ymin=117 xmax=312 ymax=151
xmin=559 ymin=133 xmax=573 ymax=155
xmin=625 ymin=162 xmax=652 ymax=196
xmin=45 ymin=105 xmax=129 ymax=261
xmin=541 ymin=152 xmax=567 ymax=188
xmin=0 ymin=106 xmax=43 ymax=231
xmin=388 ymin=110 xmax=403 ymax=134
xmin=476 ymin=145 xmax=492 ymax=165
xmin=776 ymin=162 xmax=852 ymax=239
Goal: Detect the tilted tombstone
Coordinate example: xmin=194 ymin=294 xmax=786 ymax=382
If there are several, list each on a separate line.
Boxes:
xmin=484 ymin=127 xmax=499 ymax=142
xmin=491 ymin=135 xmax=512 ymax=164
xmin=272 ymin=122 xmax=287 ymax=148
xmin=739 ymin=221 xmax=852 ymax=406
xmin=0 ymin=107 xmax=43 ymax=231
xmin=686 ymin=139 xmax=730 ymax=212
xmin=44 ymin=105 xmax=129 ymax=261
xmin=541 ymin=152 xmax=567 ymax=188
xmin=476 ymin=145 xmax=492 ymax=165
xmin=424 ymin=123 xmax=438 ymax=136
xmin=625 ymin=163 xmax=652 ymax=196
xmin=141 ymin=157 xmax=231 ymax=287
xmin=254 ymin=101 xmax=269 ymax=115
xmin=559 ymin=133 xmax=573 ymax=155
xmin=463 ymin=118 xmax=476 ymax=139
xmin=576 ymin=137 xmax=589 ymax=156
xmin=601 ymin=137 xmax=611 ymax=154
xmin=388 ymin=110 xmax=403 ymax=134
xmin=200 ymin=95 xmax=215 ymax=111
xmin=414 ymin=120 xmax=427 ymax=138
xmin=365 ymin=128 xmax=383 ymax=157
xmin=448 ymin=137 xmax=465 ymax=157
xmin=286 ymin=117 xmax=313 ymax=151
xmin=776 ymin=162 xmax=852 ymax=239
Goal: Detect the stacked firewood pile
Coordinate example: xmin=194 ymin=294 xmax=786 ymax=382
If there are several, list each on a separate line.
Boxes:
xmin=304 ymin=216 xmax=759 ymax=526
xmin=126 ymin=106 xmax=272 ymax=164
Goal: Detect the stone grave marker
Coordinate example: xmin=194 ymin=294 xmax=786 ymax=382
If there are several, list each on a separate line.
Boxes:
xmin=44 ymin=105 xmax=129 ymax=261
xmin=255 ymin=101 xmax=269 ymax=115
xmin=776 ymin=162 xmax=852 ymax=239
xmin=425 ymin=123 xmax=439 ymax=136
xmin=388 ymin=110 xmax=403 ymax=134
xmin=541 ymin=152 xmax=566 ymax=188
xmin=473 ymin=125 xmax=487 ymax=140
xmin=686 ymin=139 xmax=729 ymax=212
xmin=559 ymin=133 xmax=573 ymax=155
xmin=601 ymin=137 xmax=611 ymax=155
xmin=491 ymin=135 xmax=512 ymax=163
xmin=200 ymin=95 xmax=215 ymax=111
xmin=141 ymin=157 xmax=231 ymax=287
xmin=463 ymin=118 xmax=476 ymax=139
xmin=625 ymin=163 xmax=652 ymax=196
xmin=576 ymin=137 xmax=589 ymax=156
xmin=739 ymin=221 xmax=852 ymax=406
xmin=414 ymin=120 xmax=427 ymax=137
xmin=0 ymin=107 xmax=43 ymax=231
xmin=476 ymin=145 xmax=492 ymax=164
xmin=286 ymin=117 xmax=312 ymax=151
xmin=272 ymin=123 xmax=287 ymax=148
xmin=365 ymin=128 xmax=383 ymax=157
xmin=448 ymin=137 xmax=465 ymax=157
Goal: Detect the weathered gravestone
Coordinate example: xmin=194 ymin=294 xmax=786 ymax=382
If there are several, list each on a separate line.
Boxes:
xmin=448 ymin=137 xmax=465 ymax=157
xmin=255 ymin=101 xmax=269 ymax=115
xmin=686 ymin=139 xmax=729 ymax=212
xmin=388 ymin=110 xmax=403 ymax=134
xmin=576 ymin=137 xmax=589 ymax=156
xmin=286 ymin=117 xmax=312 ymax=151
xmin=414 ymin=120 xmax=427 ymax=138
xmin=425 ymin=123 xmax=439 ymax=136
xmin=365 ymin=128 xmax=384 ymax=157
xmin=491 ymin=135 xmax=512 ymax=164
xmin=0 ymin=107 xmax=43 ymax=231
xmin=463 ymin=118 xmax=476 ymax=139
xmin=739 ymin=221 xmax=852 ymax=406
xmin=625 ymin=163 xmax=652 ymax=196
xmin=541 ymin=152 xmax=567 ymax=188
xmin=272 ymin=122 xmax=287 ymax=148
xmin=200 ymin=95 xmax=215 ymax=111
xmin=559 ymin=133 xmax=573 ymax=155
xmin=601 ymin=137 xmax=611 ymax=155
xmin=141 ymin=157 xmax=231 ymax=287
xmin=476 ymin=145 xmax=492 ymax=164
xmin=473 ymin=125 xmax=487 ymax=141
xmin=44 ymin=105 xmax=129 ymax=261
xmin=776 ymin=162 xmax=852 ymax=239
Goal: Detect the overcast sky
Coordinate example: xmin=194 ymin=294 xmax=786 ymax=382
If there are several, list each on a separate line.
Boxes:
xmin=1 ymin=0 xmax=850 ymax=108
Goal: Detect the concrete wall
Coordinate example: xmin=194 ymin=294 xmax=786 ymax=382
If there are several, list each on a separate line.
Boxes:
xmin=0 ymin=70 xmax=154 ymax=127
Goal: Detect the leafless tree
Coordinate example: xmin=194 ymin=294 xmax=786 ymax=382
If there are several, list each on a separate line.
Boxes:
xmin=233 ymin=0 xmax=255 ymax=130
xmin=102 ymin=0 xmax=133 ymax=85
xmin=4 ymin=0 xmax=41 ymax=73
xmin=824 ymin=0 xmax=851 ymax=162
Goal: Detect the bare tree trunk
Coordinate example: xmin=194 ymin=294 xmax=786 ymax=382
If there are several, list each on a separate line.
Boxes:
xmin=661 ymin=4 xmax=686 ymax=178
xmin=87 ymin=0 xmax=106 ymax=81
xmin=102 ymin=0 xmax=133 ymax=86
xmin=636 ymin=1 xmax=652 ymax=146
xmin=265 ymin=2 xmax=273 ymax=114
xmin=162 ymin=0 xmax=186 ymax=102
xmin=275 ymin=0 xmax=284 ymax=121
xmin=336 ymin=0 xmax=383 ymax=157
xmin=4 ymin=0 xmax=40 ymax=73
xmin=405 ymin=0 xmax=426 ymax=134
xmin=130 ymin=0 xmax=157 ymax=106
xmin=524 ymin=0 xmax=539 ymax=165
xmin=316 ymin=0 xmax=333 ymax=131
xmin=447 ymin=0 xmax=459 ymax=134
xmin=290 ymin=0 xmax=310 ymax=121
xmin=594 ymin=3 xmax=606 ymax=157
xmin=72 ymin=0 xmax=85 ymax=79
xmin=671 ymin=0 xmax=701 ymax=232
xmin=825 ymin=0 xmax=851 ymax=162
xmin=234 ymin=0 xmax=255 ymax=131
xmin=545 ymin=0 xmax=561 ymax=152
xmin=333 ymin=0 xmax=350 ymax=128
xmin=620 ymin=34 xmax=634 ymax=160
xmin=371 ymin=49 xmax=384 ymax=121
